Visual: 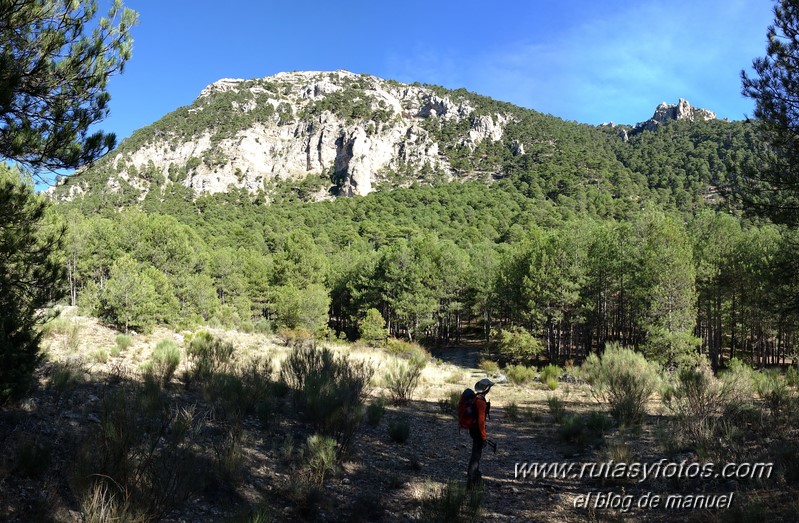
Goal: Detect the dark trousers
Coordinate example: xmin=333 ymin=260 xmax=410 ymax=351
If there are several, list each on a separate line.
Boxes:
xmin=467 ymin=426 xmax=483 ymax=488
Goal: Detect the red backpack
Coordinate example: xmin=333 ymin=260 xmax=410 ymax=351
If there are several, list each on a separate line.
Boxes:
xmin=457 ymin=388 xmax=478 ymax=429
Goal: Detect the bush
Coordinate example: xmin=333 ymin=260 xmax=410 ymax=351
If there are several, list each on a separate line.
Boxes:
xmin=388 ymin=416 xmax=410 ymax=444
xmin=439 ymin=391 xmax=460 ymax=416
xmin=384 ymin=355 xmax=426 ymax=404
xmin=421 ymin=480 xmax=483 ymax=523
xmin=753 ymin=368 xmax=792 ymax=419
xmin=254 ymin=318 xmax=273 ymax=334
xmin=581 ymin=344 xmax=661 ymax=426
xmin=72 ymin=386 xmax=204 ymax=521
xmin=49 ymin=359 xmax=84 ymax=392
xmin=385 ymin=338 xmax=430 ymax=360
xmin=366 ymin=397 xmax=386 ymax=426
xmin=506 ymin=364 xmax=535 ymax=385
xmin=494 ymin=327 xmax=543 ymax=365
xmin=304 ymin=434 xmax=338 ymax=484
xmin=547 ymin=396 xmax=567 ymax=423
xmin=185 ymin=330 xmax=234 ymax=385
xmin=540 ymin=364 xmax=561 ymax=389
xmin=277 ymin=326 xmax=313 ymax=348
xmin=281 ymin=344 xmax=373 ymax=451
xmin=786 ymin=365 xmax=799 ymax=388
xmin=91 ymin=349 xmax=109 ymax=364
xmin=149 ymin=340 xmax=180 ymax=387
xmin=504 ymin=401 xmax=520 ymax=421
xmin=478 ymin=359 xmax=499 ymax=375
xmin=115 ymin=334 xmax=132 ymax=352
xmin=663 ymin=361 xmax=753 ymax=456
xmin=63 ymin=320 xmax=83 ymax=352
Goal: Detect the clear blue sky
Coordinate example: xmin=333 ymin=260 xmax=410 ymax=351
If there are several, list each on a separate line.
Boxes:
xmin=99 ymin=0 xmax=775 ymax=143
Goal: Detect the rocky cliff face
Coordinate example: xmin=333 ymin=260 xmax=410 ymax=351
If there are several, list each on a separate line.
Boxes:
xmin=633 ymin=98 xmax=716 ymax=133
xmin=53 ymin=71 xmax=512 ymax=201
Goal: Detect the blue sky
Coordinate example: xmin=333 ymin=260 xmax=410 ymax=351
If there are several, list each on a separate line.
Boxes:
xmin=99 ymin=0 xmax=775 ymax=143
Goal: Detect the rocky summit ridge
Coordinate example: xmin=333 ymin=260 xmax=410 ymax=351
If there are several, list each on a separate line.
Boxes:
xmin=51 ymin=71 xmax=719 ymax=203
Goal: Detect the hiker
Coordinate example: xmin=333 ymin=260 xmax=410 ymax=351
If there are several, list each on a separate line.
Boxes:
xmin=462 ymin=378 xmax=493 ymax=489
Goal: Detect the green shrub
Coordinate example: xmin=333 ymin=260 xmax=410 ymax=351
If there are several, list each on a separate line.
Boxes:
xmin=581 ymin=343 xmax=661 ymax=426
xmin=539 ymin=364 xmax=561 ymax=389
xmin=49 ymin=360 xmax=84 ymax=392
xmin=185 ymin=330 xmax=234 ymax=384
xmin=73 ymin=386 xmax=203 ymax=521
xmin=281 ymin=344 xmax=373 ymax=450
xmin=786 ymin=365 xmax=799 ymax=388
xmin=752 ymin=369 xmax=794 ymax=425
xmin=384 ymin=355 xmax=426 ymax=404
xmin=254 ymin=318 xmax=273 ymax=334
xmin=439 ymin=391 xmax=460 ymax=416
xmin=506 ymin=364 xmax=535 ymax=385
xmin=388 ymin=416 xmax=410 ymax=444
xmin=494 ymin=327 xmax=543 ymax=365
xmin=62 ymin=320 xmax=83 ymax=352
xmin=91 ymin=349 xmax=109 ymax=364
xmin=663 ymin=362 xmax=752 ymax=457
xmin=504 ymin=401 xmax=520 ymax=421
xmin=366 ymin=397 xmax=386 ymax=426
xmin=115 ymin=334 xmax=132 ymax=352
xmin=547 ymin=395 xmax=567 ymax=423
xmin=421 ymin=480 xmax=483 ymax=523
xmin=304 ymin=434 xmax=338 ymax=484
xmin=149 ymin=340 xmax=180 ymax=387
xmin=385 ymin=338 xmax=430 ymax=360
xmin=478 ymin=359 xmax=499 ymax=375
xmin=277 ymin=326 xmax=313 ymax=348
xmin=212 ymin=426 xmax=244 ymax=489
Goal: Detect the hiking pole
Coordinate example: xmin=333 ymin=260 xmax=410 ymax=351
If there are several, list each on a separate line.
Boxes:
xmin=486 ymin=439 xmax=497 ymax=454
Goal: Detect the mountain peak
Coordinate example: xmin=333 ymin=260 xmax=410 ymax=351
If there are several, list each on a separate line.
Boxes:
xmin=634 ymin=98 xmax=716 ymax=133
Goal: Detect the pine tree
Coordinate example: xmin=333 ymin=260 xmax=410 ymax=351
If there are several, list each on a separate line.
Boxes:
xmin=741 ymin=0 xmax=799 ymax=225
xmin=0 ymin=0 xmax=136 ymax=401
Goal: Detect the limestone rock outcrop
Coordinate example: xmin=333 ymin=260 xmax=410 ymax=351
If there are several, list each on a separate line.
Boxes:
xmin=634 ymin=98 xmax=716 ymax=133
xmin=55 ymin=70 xmax=513 ymax=202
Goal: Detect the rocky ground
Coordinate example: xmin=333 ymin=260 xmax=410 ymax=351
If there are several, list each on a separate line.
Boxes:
xmin=1 ymin=311 xmax=796 ymax=522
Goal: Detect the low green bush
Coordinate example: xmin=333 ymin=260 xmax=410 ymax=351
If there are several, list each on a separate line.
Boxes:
xmin=115 ymin=334 xmax=132 ymax=352
xmin=304 ymin=434 xmax=338 ymax=484
xmin=540 ymin=364 xmax=561 ymax=390
xmin=388 ymin=416 xmax=410 ymax=444
xmin=478 ymin=359 xmax=499 ymax=375
xmin=506 ymin=364 xmax=535 ymax=385
xmin=149 ymin=340 xmax=180 ymax=387
xmin=581 ymin=343 xmax=661 ymax=426
xmin=281 ymin=345 xmax=373 ymax=451
xmin=438 ymin=391 xmax=460 ymax=416
xmin=385 ymin=355 xmax=426 ymax=404
xmin=421 ymin=480 xmax=483 ymax=523
xmin=494 ymin=327 xmax=543 ymax=365
xmin=366 ymin=397 xmax=386 ymax=426
xmin=185 ymin=330 xmax=234 ymax=385
xmin=547 ymin=396 xmax=566 ymax=423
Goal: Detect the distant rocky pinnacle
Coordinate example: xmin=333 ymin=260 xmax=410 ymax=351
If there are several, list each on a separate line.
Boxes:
xmin=634 ymin=98 xmax=716 ymax=133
